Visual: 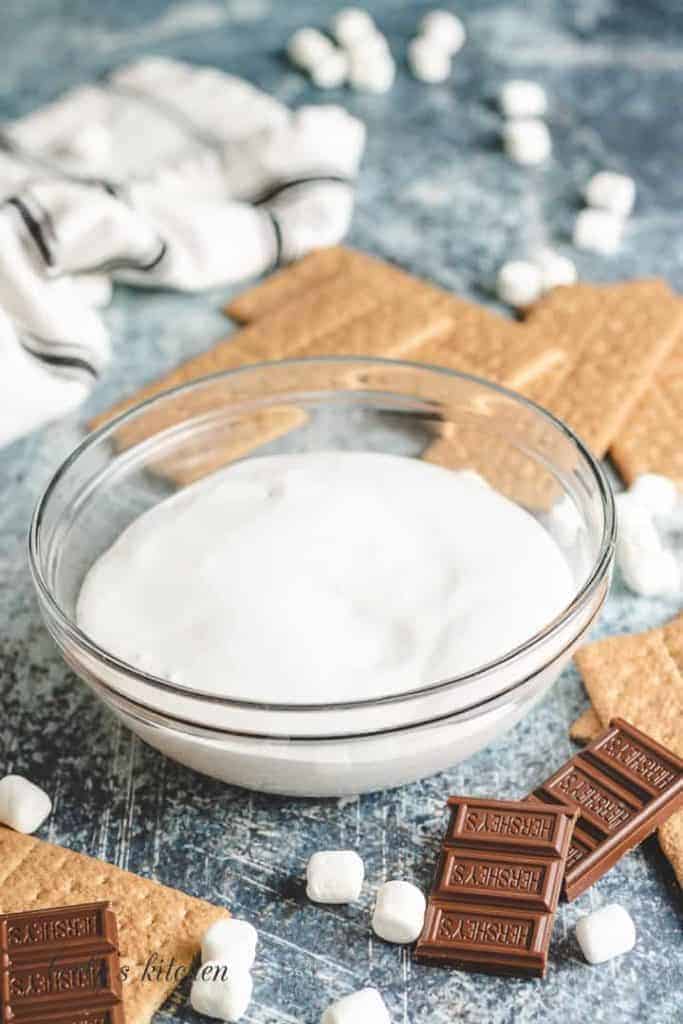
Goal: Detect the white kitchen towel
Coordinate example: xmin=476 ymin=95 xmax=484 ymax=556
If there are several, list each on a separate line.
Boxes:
xmin=0 ymin=57 xmax=366 ymax=448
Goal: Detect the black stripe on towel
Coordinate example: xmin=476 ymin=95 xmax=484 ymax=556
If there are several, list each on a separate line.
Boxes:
xmin=251 ymin=174 xmax=353 ymax=207
xmin=6 ymin=196 xmax=53 ymax=266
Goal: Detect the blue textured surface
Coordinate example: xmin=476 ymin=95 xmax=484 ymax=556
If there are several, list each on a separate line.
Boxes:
xmin=1 ymin=2 xmax=682 ymax=1022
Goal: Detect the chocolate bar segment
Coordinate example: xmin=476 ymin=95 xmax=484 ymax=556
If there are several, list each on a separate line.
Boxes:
xmin=3 ymin=952 xmax=122 ymax=1018
xmin=444 ymin=797 xmax=575 ymax=858
xmin=419 ymin=901 xmax=550 ymax=977
xmin=530 ymin=717 xmax=683 ymax=901
xmin=415 ymin=798 xmax=576 ymax=977
xmin=434 ymin=847 xmax=563 ymax=913
xmin=0 ymin=902 xmax=124 ymax=1024
xmin=1 ymin=904 xmax=118 ymax=960
xmin=22 ymin=1011 xmax=125 ymax=1024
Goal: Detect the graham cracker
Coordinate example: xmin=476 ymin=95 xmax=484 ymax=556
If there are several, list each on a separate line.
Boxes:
xmin=90 ymin=271 xmax=390 ymax=431
xmin=573 ymin=612 xmax=683 ymax=887
xmin=90 ymin=248 xmax=682 ymax=505
xmin=541 ymin=280 xmax=683 ymax=459
xmin=227 ymin=246 xmax=351 ymax=322
xmin=0 ymin=826 xmax=228 ymax=1024
xmin=569 ymin=706 xmax=602 ymax=743
xmin=610 ymin=334 xmax=683 ymax=490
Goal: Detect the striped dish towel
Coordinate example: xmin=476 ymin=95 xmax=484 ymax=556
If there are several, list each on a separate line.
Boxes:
xmin=0 ymin=57 xmax=365 ymax=448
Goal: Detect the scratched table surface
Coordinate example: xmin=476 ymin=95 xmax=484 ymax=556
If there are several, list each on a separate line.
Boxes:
xmin=1 ymin=1 xmax=682 ymax=1021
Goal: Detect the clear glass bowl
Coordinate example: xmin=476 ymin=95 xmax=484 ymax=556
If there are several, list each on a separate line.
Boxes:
xmin=30 ymin=358 xmax=615 ymax=795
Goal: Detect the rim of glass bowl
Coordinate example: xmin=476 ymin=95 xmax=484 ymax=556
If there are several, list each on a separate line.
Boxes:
xmin=29 ymin=355 xmax=616 ymax=715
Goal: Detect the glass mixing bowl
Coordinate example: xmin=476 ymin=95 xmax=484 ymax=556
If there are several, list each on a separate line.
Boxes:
xmin=30 ymin=358 xmax=615 ymax=795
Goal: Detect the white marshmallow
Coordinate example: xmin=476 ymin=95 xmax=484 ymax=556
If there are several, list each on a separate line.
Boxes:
xmin=584 ymin=171 xmax=636 ymax=218
xmin=615 ymin=493 xmax=680 ymax=597
xmin=306 ymin=850 xmax=364 ymax=903
xmin=408 ymin=37 xmax=451 ymax=83
xmin=332 ymin=8 xmax=376 ymax=47
xmin=419 ymin=10 xmax=466 ymax=54
xmin=629 ymin=474 xmax=680 ymax=528
xmin=287 ymin=28 xmax=335 ymax=70
xmin=575 ymin=904 xmax=636 ymax=965
xmin=0 ymin=775 xmax=52 ymax=834
xmin=616 ymin=492 xmax=660 ymax=549
xmin=496 ymin=260 xmax=543 ymax=309
xmin=201 ymin=919 xmax=258 ymax=971
xmin=190 ymin=963 xmax=253 ymax=1022
xmin=573 ymin=208 xmax=623 ymax=254
xmin=502 ymin=118 xmax=551 ymax=165
xmin=371 ymin=880 xmax=426 ymax=944
xmin=348 ymin=52 xmax=395 ymax=93
xmin=532 ymin=248 xmax=577 ymax=291
xmin=344 ymin=29 xmax=391 ymax=59
xmin=321 ymin=987 xmax=391 ymax=1024
xmin=499 ymin=80 xmax=548 ymax=119
xmin=311 ymin=50 xmax=349 ymax=89
xmin=619 ymin=539 xmax=680 ymax=597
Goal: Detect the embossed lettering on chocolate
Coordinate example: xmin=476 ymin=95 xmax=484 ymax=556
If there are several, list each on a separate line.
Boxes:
xmin=415 ymin=798 xmax=577 ymax=977
xmin=0 ymin=901 xmax=125 ymax=1024
xmin=529 ymin=717 xmax=683 ymax=901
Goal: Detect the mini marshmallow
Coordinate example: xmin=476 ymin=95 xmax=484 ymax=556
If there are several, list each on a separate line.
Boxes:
xmin=190 ymin=963 xmax=253 ymax=1022
xmin=348 ymin=52 xmax=396 ymax=93
xmin=619 ymin=538 xmax=680 ymax=597
xmin=0 ymin=775 xmax=52 ymax=834
xmin=502 ymin=118 xmax=551 ymax=165
xmin=345 ymin=30 xmax=392 ymax=61
xmin=287 ymin=28 xmax=335 ymax=70
xmin=321 ymin=987 xmax=391 ymax=1024
xmin=332 ymin=8 xmax=376 ymax=47
xmin=532 ymin=248 xmax=577 ymax=291
xmin=615 ymin=493 xmax=680 ymax=597
xmin=311 ymin=50 xmax=349 ymax=89
xmin=499 ymin=80 xmax=548 ymax=119
xmin=573 ymin=208 xmax=623 ymax=254
xmin=496 ymin=260 xmax=543 ymax=309
xmin=419 ymin=10 xmax=466 ymax=54
xmin=584 ymin=171 xmax=636 ymax=218
xmin=372 ymin=879 xmax=426 ymax=944
xmin=629 ymin=473 xmax=680 ymax=528
xmin=408 ymin=37 xmax=451 ymax=83
xmin=306 ymin=850 xmax=365 ymax=903
xmin=575 ymin=904 xmax=636 ymax=965
xmin=201 ymin=919 xmax=258 ymax=971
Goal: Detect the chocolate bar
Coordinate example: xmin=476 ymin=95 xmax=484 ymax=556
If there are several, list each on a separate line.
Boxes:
xmin=0 ymin=902 xmax=124 ymax=1024
xmin=529 ymin=717 xmax=683 ymax=901
xmin=414 ymin=798 xmax=576 ymax=977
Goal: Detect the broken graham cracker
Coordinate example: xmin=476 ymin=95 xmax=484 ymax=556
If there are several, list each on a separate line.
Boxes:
xmin=572 ymin=611 xmax=683 ymax=887
xmin=90 ymin=248 xmax=682 ymax=502
xmin=0 ymin=826 xmax=229 ymax=1024
xmin=610 ymin=333 xmax=683 ymax=490
xmin=225 ymin=248 xmax=683 ymax=458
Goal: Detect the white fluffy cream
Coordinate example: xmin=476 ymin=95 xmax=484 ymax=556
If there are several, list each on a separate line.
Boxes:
xmin=77 ymin=453 xmax=574 ymax=705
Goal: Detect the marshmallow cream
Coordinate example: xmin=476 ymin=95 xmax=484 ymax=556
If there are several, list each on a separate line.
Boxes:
xmin=76 ymin=452 xmax=574 ymax=704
